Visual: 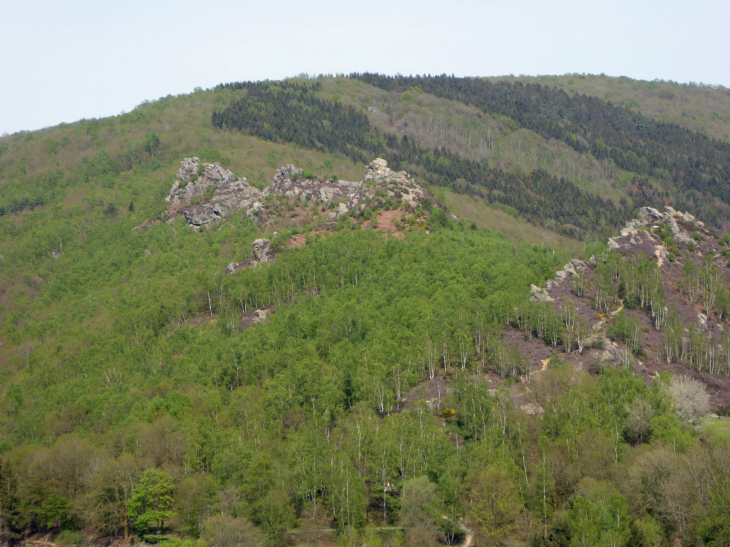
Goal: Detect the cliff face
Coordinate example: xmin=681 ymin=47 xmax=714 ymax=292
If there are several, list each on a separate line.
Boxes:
xmin=164 ymin=157 xmax=444 ymax=230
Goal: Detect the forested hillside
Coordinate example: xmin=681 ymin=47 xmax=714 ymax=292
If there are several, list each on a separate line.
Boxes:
xmin=487 ymin=74 xmax=730 ymax=143
xmin=349 ymin=74 xmax=730 ymax=228
xmin=0 ymin=75 xmax=729 ymax=547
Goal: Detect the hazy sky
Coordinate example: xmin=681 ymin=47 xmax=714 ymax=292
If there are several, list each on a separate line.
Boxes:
xmin=1 ymin=0 xmax=728 ymax=135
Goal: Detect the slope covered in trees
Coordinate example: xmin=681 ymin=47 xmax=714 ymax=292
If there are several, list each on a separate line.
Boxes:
xmin=487 ymin=74 xmax=730 ymax=144
xmin=350 ymin=73 xmax=730 ymax=227
xmin=0 ymin=75 xmax=729 ymax=547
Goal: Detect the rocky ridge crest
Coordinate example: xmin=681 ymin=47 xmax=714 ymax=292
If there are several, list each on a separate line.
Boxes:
xmin=165 ymin=158 xmax=440 ymax=229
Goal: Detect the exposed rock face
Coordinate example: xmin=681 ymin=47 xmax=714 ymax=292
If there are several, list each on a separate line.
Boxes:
xmin=603 ymin=205 xmax=709 ymax=264
xmin=530 ymin=284 xmax=554 ymax=303
xmin=668 ymin=216 xmax=692 ymax=244
xmin=520 ymin=403 xmax=544 ymax=416
xmin=165 ymin=157 xmax=443 ymax=229
xmin=263 ymin=166 xmax=360 ymax=205
xmin=363 ymin=157 xmax=412 ymax=185
xmin=241 ymin=306 xmax=274 ymax=330
xmin=638 ymin=207 xmax=663 ymax=222
xmin=252 ymin=239 xmax=272 ymax=263
xmin=165 ymin=157 xmax=261 ymax=229
xmin=219 ymin=239 xmax=272 ymax=275
xmin=613 ymin=206 xmax=700 ymax=248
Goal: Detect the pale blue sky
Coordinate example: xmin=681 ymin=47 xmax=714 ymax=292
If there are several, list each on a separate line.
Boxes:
xmin=1 ymin=0 xmax=728 ymax=135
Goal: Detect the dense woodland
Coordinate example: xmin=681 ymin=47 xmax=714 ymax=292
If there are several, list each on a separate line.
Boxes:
xmin=350 ymin=74 xmax=730 ymax=227
xmin=0 ymin=75 xmax=729 ymax=547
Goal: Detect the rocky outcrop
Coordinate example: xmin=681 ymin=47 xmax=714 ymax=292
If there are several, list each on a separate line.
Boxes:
xmin=602 ymin=204 xmax=711 ymax=264
xmin=612 ymin=206 xmax=703 ymax=248
xmin=241 ymin=307 xmax=274 ymax=330
xmin=530 ymin=284 xmax=554 ymax=303
xmin=263 ymin=165 xmax=361 ymax=206
xmin=363 ymin=157 xmax=412 ymax=185
xmin=165 ymin=157 xmax=261 ymax=229
xmin=165 ymin=157 xmax=444 ymax=229
xmin=556 ymin=258 xmax=587 ymax=279
xmin=219 ymin=239 xmax=272 ymax=275
xmin=252 ymin=238 xmax=272 ymax=263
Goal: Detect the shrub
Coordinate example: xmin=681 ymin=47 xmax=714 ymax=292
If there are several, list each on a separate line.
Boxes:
xmin=203 ymin=185 xmax=217 ymax=201
xmin=666 ymin=376 xmax=710 ymax=425
xmin=142 ymin=535 xmax=172 ymax=544
xmin=688 ymin=241 xmax=696 ymax=252
xmin=103 ymin=202 xmax=118 ymax=218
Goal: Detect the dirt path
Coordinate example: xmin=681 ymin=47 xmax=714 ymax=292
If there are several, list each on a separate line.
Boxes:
xmin=591 ymin=299 xmax=624 ymax=333
xmin=442 ymin=515 xmax=473 ymax=546
xmin=459 ymin=521 xmax=474 ymax=547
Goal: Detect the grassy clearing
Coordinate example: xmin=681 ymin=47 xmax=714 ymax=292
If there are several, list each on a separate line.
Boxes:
xmin=704 ymin=417 xmax=730 ymax=440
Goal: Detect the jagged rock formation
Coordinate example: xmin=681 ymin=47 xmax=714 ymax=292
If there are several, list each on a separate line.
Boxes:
xmin=263 ymin=165 xmax=362 ymax=210
xmin=165 ymin=157 xmax=261 ymax=229
xmin=165 ymin=158 xmax=443 ymax=229
xmin=617 ymin=206 xmax=705 ymax=246
xmin=530 ymin=284 xmax=554 ymax=303
xmin=252 ymin=238 xmax=273 ymax=263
